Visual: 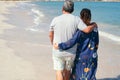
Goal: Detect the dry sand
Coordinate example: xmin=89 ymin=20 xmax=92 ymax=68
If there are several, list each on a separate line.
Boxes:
xmin=97 ymin=37 xmax=120 ymax=80
xmin=0 ymin=1 xmax=55 ymax=80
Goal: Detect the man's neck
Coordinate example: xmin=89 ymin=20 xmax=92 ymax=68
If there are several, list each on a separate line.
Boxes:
xmin=62 ymin=11 xmax=70 ymax=14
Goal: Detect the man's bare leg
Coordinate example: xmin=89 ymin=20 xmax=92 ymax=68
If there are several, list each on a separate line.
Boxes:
xmin=56 ymin=70 xmax=64 ymax=80
xmin=63 ymin=69 xmax=71 ymax=80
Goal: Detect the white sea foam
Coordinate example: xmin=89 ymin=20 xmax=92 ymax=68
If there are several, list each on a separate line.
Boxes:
xmin=26 ymin=28 xmax=39 ymax=32
xmin=31 ymin=8 xmax=44 ymax=25
xmin=16 ymin=2 xmax=44 ymax=24
xmin=26 ymin=28 xmax=45 ymax=33
xmin=99 ymin=31 xmax=120 ymax=43
xmin=17 ymin=2 xmax=46 ymax=32
xmin=97 ymin=22 xmax=120 ymax=43
xmin=26 ymin=8 xmax=45 ymax=32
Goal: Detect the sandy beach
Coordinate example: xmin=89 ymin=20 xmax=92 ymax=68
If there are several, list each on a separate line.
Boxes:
xmin=0 ymin=1 xmax=120 ymax=80
xmin=0 ymin=1 xmax=55 ymax=80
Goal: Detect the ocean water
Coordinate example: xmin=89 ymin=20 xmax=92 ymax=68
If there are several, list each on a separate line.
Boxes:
xmin=16 ymin=2 xmax=120 ymax=43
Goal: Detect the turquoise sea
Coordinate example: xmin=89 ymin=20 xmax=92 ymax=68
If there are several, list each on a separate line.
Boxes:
xmin=17 ymin=2 xmax=120 ymax=43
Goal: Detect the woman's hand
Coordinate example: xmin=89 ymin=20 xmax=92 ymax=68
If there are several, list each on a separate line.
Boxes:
xmin=53 ymin=43 xmax=59 ymax=49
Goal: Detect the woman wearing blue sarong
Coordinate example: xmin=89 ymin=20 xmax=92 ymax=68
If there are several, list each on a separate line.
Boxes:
xmin=54 ymin=8 xmax=99 ymax=80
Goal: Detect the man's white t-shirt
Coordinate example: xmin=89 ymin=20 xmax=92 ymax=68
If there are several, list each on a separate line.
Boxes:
xmin=50 ymin=14 xmax=86 ymax=57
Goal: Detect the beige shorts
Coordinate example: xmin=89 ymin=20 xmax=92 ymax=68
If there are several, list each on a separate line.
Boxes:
xmin=53 ymin=55 xmax=75 ymax=70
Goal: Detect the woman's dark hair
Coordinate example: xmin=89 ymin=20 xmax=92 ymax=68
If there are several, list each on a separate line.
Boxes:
xmin=80 ymin=8 xmax=91 ymax=25
xmin=63 ymin=0 xmax=74 ymax=13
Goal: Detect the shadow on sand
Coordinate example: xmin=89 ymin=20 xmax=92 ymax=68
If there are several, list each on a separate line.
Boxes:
xmin=98 ymin=75 xmax=120 ymax=80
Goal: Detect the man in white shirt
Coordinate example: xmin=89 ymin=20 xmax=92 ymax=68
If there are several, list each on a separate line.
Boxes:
xmin=49 ymin=1 xmax=96 ymax=80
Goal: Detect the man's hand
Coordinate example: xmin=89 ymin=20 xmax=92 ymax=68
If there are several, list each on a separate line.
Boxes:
xmin=91 ymin=22 xmax=98 ymax=28
xmin=82 ymin=22 xmax=98 ymax=33
xmin=53 ymin=43 xmax=59 ymax=49
xmin=49 ymin=31 xmax=54 ymax=45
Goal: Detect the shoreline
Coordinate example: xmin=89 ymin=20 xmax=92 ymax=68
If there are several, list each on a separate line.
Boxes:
xmin=0 ymin=1 xmax=54 ymax=80
xmin=0 ymin=1 xmax=38 ymax=80
xmin=0 ymin=1 xmax=120 ymax=80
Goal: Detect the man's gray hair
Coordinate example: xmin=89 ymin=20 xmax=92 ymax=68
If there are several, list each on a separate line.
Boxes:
xmin=63 ymin=0 xmax=74 ymax=13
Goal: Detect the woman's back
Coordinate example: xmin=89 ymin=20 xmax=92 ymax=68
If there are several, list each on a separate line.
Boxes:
xmin=75 ymin=28 xmax=99 ymax=62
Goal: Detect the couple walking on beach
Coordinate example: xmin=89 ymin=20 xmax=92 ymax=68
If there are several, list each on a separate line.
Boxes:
xmin=49 ymin=0 xmax=99 ymax=80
